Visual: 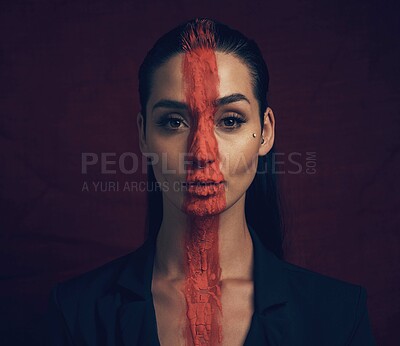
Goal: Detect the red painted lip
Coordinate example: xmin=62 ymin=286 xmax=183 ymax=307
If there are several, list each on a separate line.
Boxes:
xmin=185 ymin=180 xmax=223 ymax=185
xmin=184 ymin=181 xmax=225 ymax=197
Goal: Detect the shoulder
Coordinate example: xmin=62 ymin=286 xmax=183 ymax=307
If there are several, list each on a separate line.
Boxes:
xmin=50 ymin=241 xmax=149 ymax=323
xmin=281 ymin=259 xmax=365 ymax=302
xmin=54 ymin=253 xmax=125 ymax=301
xmin=277 ymin=259 xmax=374 ymax=344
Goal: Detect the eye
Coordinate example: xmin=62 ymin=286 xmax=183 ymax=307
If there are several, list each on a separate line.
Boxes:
xmin=218 ymin=113 xmax=246 ymax=130
xmin=156 ymin=114 xmax=189 ymax=131
xmin=168 ymin=119 xmax=183 ymax=128
xmin=223 ymin=118 xmax=237 ymax=127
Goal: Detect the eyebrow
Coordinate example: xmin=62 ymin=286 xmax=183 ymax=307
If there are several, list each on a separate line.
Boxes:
xmin=151 ymin=93 xmax=251 ymax=112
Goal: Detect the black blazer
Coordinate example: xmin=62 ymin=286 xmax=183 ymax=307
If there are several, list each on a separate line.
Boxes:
xmin=48 ymin=226 xmax=376 ymax=345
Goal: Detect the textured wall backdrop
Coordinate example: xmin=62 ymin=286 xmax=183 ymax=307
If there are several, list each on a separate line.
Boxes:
xmin=0 ymin=0 xmax=399 ymax=345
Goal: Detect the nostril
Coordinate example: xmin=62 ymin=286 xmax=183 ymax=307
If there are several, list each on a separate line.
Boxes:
xmin=196 ymin=162 xmax=205 ymax=169
xmin=187 ymin=151 xmax=215 ymax=166
xmin=187 ymin=155 xmax=215 ymax=170
xmin=193 ymin=160 xmax=208 ymax=169
xmin=187 ymin=136 xmax=217 ymax=169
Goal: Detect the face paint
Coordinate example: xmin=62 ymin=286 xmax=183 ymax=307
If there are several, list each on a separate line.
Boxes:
xmin=180 ymin=20 xmax=226 ymax=345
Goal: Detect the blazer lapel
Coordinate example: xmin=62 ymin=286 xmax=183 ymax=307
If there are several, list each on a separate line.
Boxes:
xmin=258 ymin=305 xmax=292 ymax=346
xmin=248 ymin=226 xmax=293 ymax=346
xmin=117 ymin=299 xmax=147 ymax=346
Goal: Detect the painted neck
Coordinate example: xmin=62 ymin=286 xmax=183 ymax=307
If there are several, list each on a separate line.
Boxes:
xmin=153 ymin=193 xmax=253 ymax=281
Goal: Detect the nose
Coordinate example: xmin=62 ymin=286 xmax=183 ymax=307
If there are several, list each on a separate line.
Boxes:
xmin=188 ymin=130 xmax=217 ymax=169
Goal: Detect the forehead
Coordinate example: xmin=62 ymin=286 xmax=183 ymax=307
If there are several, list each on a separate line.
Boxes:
xmin=147 ymin=52 xmax=255 ymax=109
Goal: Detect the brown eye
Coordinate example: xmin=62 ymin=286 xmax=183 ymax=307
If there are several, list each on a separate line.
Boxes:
xmin=169 ymin=119 xmax=182 ymax=128
xmin=223 ymin=118 xmax=236 ymax=127
xmin=156 ymin=114 xmax=188 ymax=131
xmin=219 ymin=114 xmax=246 ymax=130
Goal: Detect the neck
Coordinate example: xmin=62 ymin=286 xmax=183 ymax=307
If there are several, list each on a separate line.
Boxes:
xmin=153 ymin=194 xmax=254 ymax=281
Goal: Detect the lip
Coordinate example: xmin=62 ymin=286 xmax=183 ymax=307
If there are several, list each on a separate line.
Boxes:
xmin=185 ymin=180 xmax=223 ymax=186
xmin=183 ymin=181 xmax=225 ymax=197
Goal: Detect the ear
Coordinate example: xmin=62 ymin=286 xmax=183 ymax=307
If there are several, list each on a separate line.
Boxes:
xmin=258 ymin=107 xmax=275 ymax=156
xmin=137 ymin=112 xmax=148 ymax=154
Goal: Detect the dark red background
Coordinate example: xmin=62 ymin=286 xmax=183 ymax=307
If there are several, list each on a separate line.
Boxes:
xmin=1 ymin=0 xmax=399 ymax=345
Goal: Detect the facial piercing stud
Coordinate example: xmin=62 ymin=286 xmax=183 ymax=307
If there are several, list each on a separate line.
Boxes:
xmin=252 ymin=133 xmax=257 ymax=138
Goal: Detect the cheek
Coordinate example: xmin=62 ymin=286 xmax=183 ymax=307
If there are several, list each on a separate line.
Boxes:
xmin=147 ymin=134 xmax=188 ymax=180
xmin=219 ymin=136 xmax=259 ymax=178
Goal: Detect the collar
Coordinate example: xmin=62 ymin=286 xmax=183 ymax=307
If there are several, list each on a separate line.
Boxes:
xmin=116 ymin=234 xmax=157 ymax=300
xmin=248 ymin=224 xmax=290 ymax=313
xmin=116 ymin=224 xmax=290 ymax=311
xmin=114 ymin=225 xmax=292 ymax=345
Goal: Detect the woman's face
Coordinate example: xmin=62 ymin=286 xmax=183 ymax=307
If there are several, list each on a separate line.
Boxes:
xmin=138 ymin=52 xmax=275 ymax=217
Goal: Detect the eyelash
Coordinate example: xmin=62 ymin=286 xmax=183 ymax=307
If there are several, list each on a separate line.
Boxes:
xmin=218 ymin=113 xmax=246 ymax=130
xmin=156 ymin=113 xmax=246 ymax=131
xmin=156 ymin=115 xmax=188 ymax=131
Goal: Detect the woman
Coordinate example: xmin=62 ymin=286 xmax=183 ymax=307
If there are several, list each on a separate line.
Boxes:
xmin=48 ymin=18 xmax=376 ymax=345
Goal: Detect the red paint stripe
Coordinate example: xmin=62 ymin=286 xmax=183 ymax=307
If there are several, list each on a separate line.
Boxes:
xmin=181 ymin=20 xmax=226 ymax=346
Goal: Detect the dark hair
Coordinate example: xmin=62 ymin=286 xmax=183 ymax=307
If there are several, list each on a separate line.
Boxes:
xmin=138 ymin=18 xmax=285 ymax=259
